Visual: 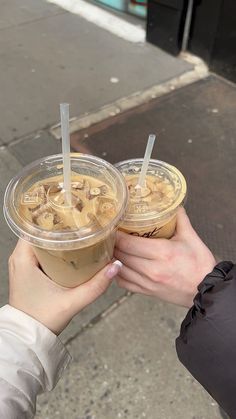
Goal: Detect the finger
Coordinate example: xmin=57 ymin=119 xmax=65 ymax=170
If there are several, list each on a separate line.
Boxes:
xmin=173 ymin=207 xmax=195 ymax=239
xmin=116 ymin=276 xmax=149 ymax=295
xmin=115 ymin=230 xmax=169 ymax=259
xmin=69 ymin=260 xmax=122 ymax=310
xmin=118 ymin=264 xmax=157 ymax=293
xmin=115 ymin=248 xmax=150 ymax=275
xmin=115 ymin=248 xmax=163 ymax=280
xmin=11 ymin=239 xmax=38 ymax=265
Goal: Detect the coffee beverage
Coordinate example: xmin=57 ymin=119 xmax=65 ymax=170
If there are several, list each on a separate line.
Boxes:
xmin=4 ymin=154 xmax=128 ymax=287
xmin=115 ymin=159 xmax=187 ymax=239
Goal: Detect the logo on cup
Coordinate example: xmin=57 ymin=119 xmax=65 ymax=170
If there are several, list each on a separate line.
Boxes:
xmin=21 ymin=192 xmax=39 ymax=205
xmin=133 ymin=202 xmax=149 ymax=214
xmin=130 ymin=226 xmax=162 ymax=238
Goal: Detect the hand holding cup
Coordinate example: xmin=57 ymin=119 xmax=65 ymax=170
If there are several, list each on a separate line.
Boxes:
xmin=8 ymin=240 xmax=122 ymax=335
xmin=115 ymin=207 xmax=216 ymax=308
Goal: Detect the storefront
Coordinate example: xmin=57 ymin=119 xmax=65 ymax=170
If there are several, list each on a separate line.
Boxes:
xmin=95 ymin=0 xmax=236 ymax=83
xmin=146 ymin=0 xmax=236 ymax=83
xmin=94 ymin=0 xmax=147 ymax=18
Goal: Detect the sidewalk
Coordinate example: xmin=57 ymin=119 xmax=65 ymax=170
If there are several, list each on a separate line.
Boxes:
xmin=0 ymin=0 xmax=192 ymax=144
xmin=36 ymin=296 xmax=220 ymax=419
xmin=0 ymin=1 xmax=234 ymax=418
xmin=34 ymin=73 xmax=236 ymax=419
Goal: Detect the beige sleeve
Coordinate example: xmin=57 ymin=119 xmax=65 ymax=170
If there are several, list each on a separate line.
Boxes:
xmin=0 ymin=304 xmax=71 ymax=419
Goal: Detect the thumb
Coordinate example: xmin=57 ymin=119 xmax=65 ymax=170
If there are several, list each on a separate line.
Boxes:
xmin=173 ymin=207 xmax=196 ymax=239
xmin=12 ymin=239 xmax=39 ymax=266
xmin=69 ymin=260 xmax=123 ymax=312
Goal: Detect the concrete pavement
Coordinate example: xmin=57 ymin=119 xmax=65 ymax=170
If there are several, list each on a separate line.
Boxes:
xmin=0 ymin=0 xmax=192 ymax=144
xmin=35 ymin=296 xmax=220 ymax=419
xmin=0 ymin=1 xmax=230 ymax=418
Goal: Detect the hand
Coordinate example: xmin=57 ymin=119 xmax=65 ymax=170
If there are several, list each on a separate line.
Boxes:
xmin=115 ymin=207 xmax=216 ymax=308
xmin=8 ymin=240 xmax=122 ymax=335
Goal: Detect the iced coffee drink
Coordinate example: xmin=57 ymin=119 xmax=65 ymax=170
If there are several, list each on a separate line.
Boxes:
xmin=115 ymin=159 xmax=187 ymax=239
xmin=4 ymin=154 xmax=128 ymax=287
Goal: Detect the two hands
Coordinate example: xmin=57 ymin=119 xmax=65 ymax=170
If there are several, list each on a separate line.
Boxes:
xmin=8 ymin=208 xmax=216 ymax=335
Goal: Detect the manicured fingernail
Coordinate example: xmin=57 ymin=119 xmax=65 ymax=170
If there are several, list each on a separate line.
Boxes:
xmin=106 ymin=260 xmax=123 ymax=279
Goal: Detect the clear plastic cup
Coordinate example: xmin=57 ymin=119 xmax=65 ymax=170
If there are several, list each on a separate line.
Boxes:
xmin=4 ymin=153 xmax=128 ymax=287
xmin=115 ymin=159 xmax=187 ymax=238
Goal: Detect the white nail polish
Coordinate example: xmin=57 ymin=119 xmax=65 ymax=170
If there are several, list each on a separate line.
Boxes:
xmin=106 ymin=260 xmax=123 ymax=279
xmin=113 ymin=260 xmax=123 ymax=268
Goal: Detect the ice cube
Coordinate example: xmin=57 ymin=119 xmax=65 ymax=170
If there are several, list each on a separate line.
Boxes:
xmin=98 ymin=198 xmax=116 ymax=218
xmin=31 ymin=202 xmax=51 ymax=218
xmin=87 ymin=213 xmax=102 ymax=229
xmin=72 ymin=180 xmax=85 ymax=190
xmin=36 ymin=211 xmax=54 ymax=229
xmin=84 ymin=180 xmax=90 ymax=191
xmin=53 ymin=213 xmax=62 ymax=225
xmin=75 ymin=198 xmax=83 ymax=212
xmin=48 ymin=183 xmax=62 ymax=194
xmin=99 ymin=185 xmax=108 ymax=195
xmin=88 ymin=187 xmax=101 ymax=199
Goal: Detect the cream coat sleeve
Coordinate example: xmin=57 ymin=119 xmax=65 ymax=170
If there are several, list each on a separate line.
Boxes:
xmin=0 ymin=304 xmax=71 ymax=419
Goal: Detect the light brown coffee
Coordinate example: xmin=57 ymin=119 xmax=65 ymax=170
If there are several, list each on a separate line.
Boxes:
xmin=115 ymin=159 xmax=187 ymax=239
xmin=19 ymin=174 xmax=117 ymax=287
xmin=119 ymin=173 xmax=178 ymax=238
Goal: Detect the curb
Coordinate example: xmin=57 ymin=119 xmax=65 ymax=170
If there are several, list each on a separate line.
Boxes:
xmin=50 ymin=53 xmax=208 ymax=140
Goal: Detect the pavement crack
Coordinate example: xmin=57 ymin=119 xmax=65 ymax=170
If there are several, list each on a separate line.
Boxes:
xmin=64 ymin=292 xmax=132 ymax=346
xmin=0 ymin=10 xmax=67 ymax=33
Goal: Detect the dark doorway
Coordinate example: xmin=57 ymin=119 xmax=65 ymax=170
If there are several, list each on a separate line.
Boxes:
xmin=146 ymin=0 xmax=236 ymax=82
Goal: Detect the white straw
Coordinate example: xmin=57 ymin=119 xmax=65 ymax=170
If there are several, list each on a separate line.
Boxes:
xmin=60 ymin=103 xmax=72 ymax=206
xmin=137 ymin=134 xmax=156 ymax=189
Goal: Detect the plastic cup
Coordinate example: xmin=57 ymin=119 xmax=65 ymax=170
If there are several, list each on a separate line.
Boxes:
xmin=4 ymin=153 xmax=128 ymax=287
xmin=115 ymin=159 xmax=187 ymax=238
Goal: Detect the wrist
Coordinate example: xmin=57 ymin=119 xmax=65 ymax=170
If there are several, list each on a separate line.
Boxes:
xmin=185 ymin=256 xmax=217 ymax=309
xmin=199 ymin=254 xmax=216 ymax=284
